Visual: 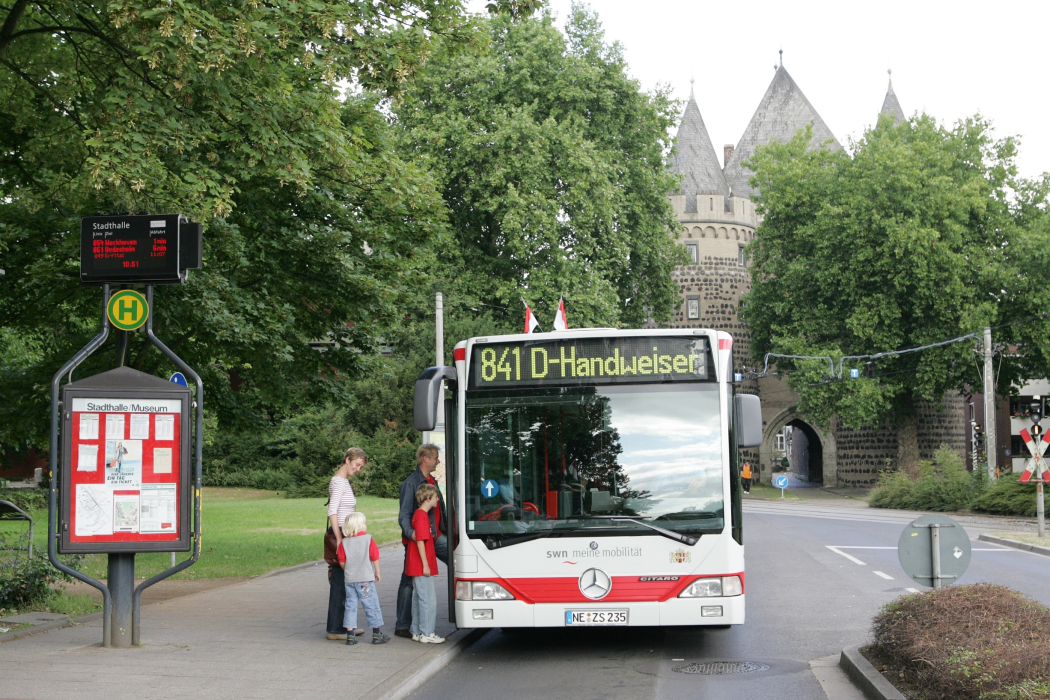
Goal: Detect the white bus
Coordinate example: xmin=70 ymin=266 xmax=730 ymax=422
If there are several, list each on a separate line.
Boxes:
xmin=414 ymin=328 xmax=762 ymax=628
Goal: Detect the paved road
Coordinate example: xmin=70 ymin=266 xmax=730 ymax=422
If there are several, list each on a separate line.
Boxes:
xmin=409 ymin=499 xmax=1050 ymax=700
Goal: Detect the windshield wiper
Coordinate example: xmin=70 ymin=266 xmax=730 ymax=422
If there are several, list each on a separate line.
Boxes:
xmin=483 ymin=530 xmax=552 ymax=550
xmin=575 ymin=515 xmax=699 ymax=546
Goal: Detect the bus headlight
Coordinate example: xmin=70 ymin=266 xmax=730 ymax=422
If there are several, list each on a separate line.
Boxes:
xmin=678 ymin=576 xmax=743 ymax=598
xmin=456 ymin=580 xmax=515 ymax=601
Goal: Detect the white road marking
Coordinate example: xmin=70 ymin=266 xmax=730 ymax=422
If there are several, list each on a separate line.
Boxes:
xmin=826 ymin=546 xmax=866 ymax=565
xmin=833 ymin=545 xmax=1014 ymax=552
xmin=873 ymin=571 xmax=894 ymax=580
xmin=905 ymin=588 xmax=921 ymax=593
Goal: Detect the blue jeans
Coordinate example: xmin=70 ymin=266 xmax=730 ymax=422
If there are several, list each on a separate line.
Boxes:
xmin=409 ymin=575 xmax=436 ymax=637
xmin=343 ymin=580 xmax=384 ymax=631
xmin=396 ymin=534 xmax=447 ymax=630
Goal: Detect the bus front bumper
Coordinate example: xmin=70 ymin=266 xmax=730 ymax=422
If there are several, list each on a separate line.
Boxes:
xmin=454 ymin=595 xmax=745 ymax=628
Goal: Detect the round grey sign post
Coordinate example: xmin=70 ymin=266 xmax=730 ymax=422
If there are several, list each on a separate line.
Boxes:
xmin=897 ymin=514 xmax=971 ymax=589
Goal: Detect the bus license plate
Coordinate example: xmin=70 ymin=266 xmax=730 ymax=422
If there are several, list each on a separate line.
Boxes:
xmin=565 ymin=610 xmax=628 ymax=626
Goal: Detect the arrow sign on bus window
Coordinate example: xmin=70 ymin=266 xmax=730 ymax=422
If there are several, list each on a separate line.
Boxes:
xmin=481 ymin=479 xmax=499 ymax=498
xmin=1019 ymin=428 xmax=1050 ymax=483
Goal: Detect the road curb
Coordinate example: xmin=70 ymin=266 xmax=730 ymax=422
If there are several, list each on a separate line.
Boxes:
xmin=839 ymin=645 xmax=905 ymax=700
xmin=372 ymin=628 xmax=489 ymax=700
xmin=0 ymin=611 xmax=103 ymax=644
xmin=978 ymin=533 xmax=1050 ymax=557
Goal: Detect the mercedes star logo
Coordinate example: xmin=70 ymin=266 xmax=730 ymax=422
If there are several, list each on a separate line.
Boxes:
xmin=579 ymin=568 xmax=612 ymax=600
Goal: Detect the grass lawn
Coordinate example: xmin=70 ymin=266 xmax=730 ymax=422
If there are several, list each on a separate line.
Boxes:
xmin=4 ymin=488 xmax=400 ymax=583
xmin=746 ymin=482 xmax=801 ymax=500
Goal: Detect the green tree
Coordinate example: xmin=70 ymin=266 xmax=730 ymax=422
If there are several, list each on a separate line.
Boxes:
xmin=394 ymin=4 xmax=686 ymax=328
xmin=0 ymin=0 xmax=470 ymax=449
xmin=742 ymin=115 xmax=1049 ymax=471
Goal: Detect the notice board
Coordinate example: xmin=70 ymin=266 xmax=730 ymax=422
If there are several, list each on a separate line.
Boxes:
xmin=60 ymin=367 xmax=192 ymax=553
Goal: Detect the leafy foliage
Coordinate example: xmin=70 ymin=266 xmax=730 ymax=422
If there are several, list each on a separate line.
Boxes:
xmin=0 ymin=0 xmax=472 ymax=447
xmin=742 ymin=116 xmax=1050 ymax=440
xmin=971 ymin=480 xmax=1038 ymax=517
xmin=868 ymin=445 xmax=981 ymax=511
xmin=0 ymin=554 xmax=67 ymax=609
xmin=395 ymin=5 xmax=687 ymax=327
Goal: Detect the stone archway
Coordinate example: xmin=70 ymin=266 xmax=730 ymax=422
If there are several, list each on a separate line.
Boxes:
xmin=759 ymin=407 xmax=838 ymax=487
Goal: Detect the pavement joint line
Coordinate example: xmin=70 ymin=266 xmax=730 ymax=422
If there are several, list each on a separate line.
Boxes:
xmin=826 ymin=546 xmax=867 ymax=565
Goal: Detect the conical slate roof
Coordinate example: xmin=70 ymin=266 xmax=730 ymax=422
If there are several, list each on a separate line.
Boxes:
xmin=880 ymin=74 xmax=905 ymax=125
xmin=670 ymin=92 xmax=729 ymax=211
xmin=723 ymin=65 xmax=841 ymax=200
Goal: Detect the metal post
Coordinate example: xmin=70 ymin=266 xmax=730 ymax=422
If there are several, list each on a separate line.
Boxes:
xmin=930 ymin=524 xmax=942 ymax=589
xmin=435 ymin=292 xmax=445 ymax=432
xmin=132 ymin=285 xmax=204 ymax=645
xmin=115 ymin=330 xmax=128 ymax=367
xmin=983 ymin=327 xmax=996 ymax=481
xmin=108 ymin=553 xmax=135 ymax=646
xmin=49 ymin=285 xmax=114 ymax=647
xmin=1038 ymin=482 xmax=1045 ymax=538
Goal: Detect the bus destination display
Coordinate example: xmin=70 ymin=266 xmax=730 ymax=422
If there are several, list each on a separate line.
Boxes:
xmin=469 ymin=336 xmax=713 ymax=389
xmin=80 ymin=214 xmax=182 ymax=284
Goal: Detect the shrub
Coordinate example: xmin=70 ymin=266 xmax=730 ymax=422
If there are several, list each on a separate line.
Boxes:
xmin=972 ymin=480 xmax=1038 ymax=517
xmin=871 ymin=584 xmax=1050 ymax=700
xmin=0 ymin=487 xmax=47 ymax=512
xmin=354 ymin=423 xmax=419 ymax=499
xmin=869 ymin=445 xmax=977 ymax=511
xmin=0 ymin=555 xmax=65 ymax=609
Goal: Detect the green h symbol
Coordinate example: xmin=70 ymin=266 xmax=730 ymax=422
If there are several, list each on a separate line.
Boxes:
xmin=118 ymin=298 xmax=137 ymax=322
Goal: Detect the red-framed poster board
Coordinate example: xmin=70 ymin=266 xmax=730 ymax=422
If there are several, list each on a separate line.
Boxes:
xmin=60 ymin=367 xmax=192 ymax=553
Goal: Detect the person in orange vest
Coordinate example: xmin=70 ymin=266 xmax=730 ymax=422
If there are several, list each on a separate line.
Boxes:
xmin=741 ymin=462 xmax=752 ymax=494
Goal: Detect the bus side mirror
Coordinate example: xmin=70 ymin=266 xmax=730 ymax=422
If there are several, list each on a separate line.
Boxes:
xmin=735 ymin=394 xmax=762 ymax=447
xmin=414 ymin=366 xmax=458 ymax=431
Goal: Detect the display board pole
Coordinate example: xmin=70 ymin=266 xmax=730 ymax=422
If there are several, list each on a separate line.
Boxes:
xmin=131 ymin=285 xmax=204 ymax=645
xmin=49 ymin=285 xmax=115 ymax=647
xmin=108 ymin=553 xmax=135 ymax=646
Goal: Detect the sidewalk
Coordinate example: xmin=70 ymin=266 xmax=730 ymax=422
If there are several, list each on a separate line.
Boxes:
xmin=0 ymin=545 xmax=470 ymax=700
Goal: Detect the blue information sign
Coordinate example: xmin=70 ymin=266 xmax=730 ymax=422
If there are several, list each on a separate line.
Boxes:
xmin=481 ymin=479 xmax=499 ymax=498
xmin=773 ymin=474 xmax=789 ymax=489
xmin=169 ymin=372 xmax=188 ymax=387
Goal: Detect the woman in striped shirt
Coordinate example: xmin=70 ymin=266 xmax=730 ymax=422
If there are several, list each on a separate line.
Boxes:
xmin=326 ymin=447 xmax=367 ymax=640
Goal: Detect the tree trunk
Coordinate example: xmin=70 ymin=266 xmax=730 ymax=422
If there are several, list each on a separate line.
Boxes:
xmin=896 ymin=408 xmax=920 ymax=477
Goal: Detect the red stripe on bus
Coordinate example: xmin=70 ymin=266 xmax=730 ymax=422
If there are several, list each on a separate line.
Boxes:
xmin=454 ymin=347 xmax=466 ymax=362
xmin=457 ymin=573 xmax=744 ymax=604
xmin=719 ymin=339 xmax=732 ymax=350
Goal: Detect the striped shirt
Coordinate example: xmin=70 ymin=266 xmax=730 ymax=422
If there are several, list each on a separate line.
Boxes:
xmin=327 ymin=476 xmax=356 ymax=527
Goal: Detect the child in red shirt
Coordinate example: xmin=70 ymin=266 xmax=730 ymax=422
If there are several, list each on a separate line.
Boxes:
xmin=407 ymin=483 xmax=444 ymax=643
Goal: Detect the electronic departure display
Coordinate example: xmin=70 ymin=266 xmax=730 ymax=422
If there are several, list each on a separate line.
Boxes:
xmin=468 ymin=336 xmax=714 ymax=389
xmin=80 ymin=214 xmax=201 ymax=285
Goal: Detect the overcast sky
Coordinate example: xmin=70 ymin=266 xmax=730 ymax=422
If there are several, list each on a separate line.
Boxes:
xmin=467 ymin=0 xmax=1050 ymax=181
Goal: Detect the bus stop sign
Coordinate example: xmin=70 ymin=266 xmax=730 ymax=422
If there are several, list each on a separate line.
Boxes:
xmin=898 ymin=514 xmax=971 ymax=589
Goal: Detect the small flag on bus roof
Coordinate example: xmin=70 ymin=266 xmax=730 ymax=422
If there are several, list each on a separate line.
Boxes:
xmin=523 ymin=300 xmax=540 ymax=334
xmin=553 ymin=297 xmax=568 ymax=332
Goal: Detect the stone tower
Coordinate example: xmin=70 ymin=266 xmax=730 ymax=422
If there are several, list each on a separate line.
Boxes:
xmin=667 ymin=65 xmax=968 ymax=486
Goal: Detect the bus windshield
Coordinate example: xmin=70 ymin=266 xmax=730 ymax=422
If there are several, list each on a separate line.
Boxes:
xmin=464 ymin=384 xmax=724 ymax=544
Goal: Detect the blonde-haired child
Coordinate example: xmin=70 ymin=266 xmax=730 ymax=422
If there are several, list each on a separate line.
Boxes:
xmin=338 ymin=511 xmax=389 ymax=645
